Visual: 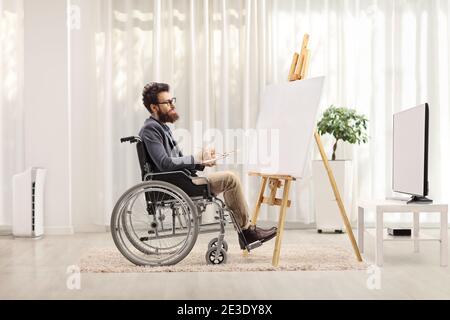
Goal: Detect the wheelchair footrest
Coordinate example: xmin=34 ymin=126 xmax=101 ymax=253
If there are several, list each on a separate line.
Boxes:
xmin=246 ymin=241 xmax=263 ymax=251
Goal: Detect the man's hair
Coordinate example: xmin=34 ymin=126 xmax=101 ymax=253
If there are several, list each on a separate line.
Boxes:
xmin=142 ymin=82 xmax=170 ymax=113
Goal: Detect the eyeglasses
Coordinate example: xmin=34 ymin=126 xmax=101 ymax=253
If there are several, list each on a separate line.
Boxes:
xmin=157 ymin=98 xmax=176 ymax=106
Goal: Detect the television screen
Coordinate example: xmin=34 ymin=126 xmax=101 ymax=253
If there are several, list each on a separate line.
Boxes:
xmin=392 ymin=104 xmax=430 ymax=200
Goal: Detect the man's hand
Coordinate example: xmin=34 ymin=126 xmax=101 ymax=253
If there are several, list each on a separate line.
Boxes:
xmin=195 ymin=147 xmax=216 ymax=167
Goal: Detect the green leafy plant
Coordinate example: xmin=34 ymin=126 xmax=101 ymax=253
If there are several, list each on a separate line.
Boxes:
xmin=317 ymin=105 xmax=369 ymax=161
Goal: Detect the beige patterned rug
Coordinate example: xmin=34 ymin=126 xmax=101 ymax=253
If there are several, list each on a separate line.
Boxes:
xmin=79 ymin=236 xmax=368 ymax=273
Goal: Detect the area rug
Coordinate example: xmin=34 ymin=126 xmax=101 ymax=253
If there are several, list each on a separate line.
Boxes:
xmin=79 ymin=242 xmax=368 ymax=273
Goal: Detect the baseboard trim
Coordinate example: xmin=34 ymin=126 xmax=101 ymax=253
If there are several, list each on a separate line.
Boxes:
xmin=2 ymin=225 xmax=75 ymax=236
xmin=0 ymin=225 xmax=12 ymax=236
xmin=44 ymin=226 xmax=74 ymax=235
xmin=355 ymin=222 xmax=449 ymax=229
xmin=73 ymin=225 xmax=110 ymax=233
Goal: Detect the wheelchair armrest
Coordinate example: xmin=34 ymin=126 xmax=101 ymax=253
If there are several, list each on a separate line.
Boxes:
xmin=144 ymin=171 xmax=212 ymax=199
xmin=144 ymin=171 xmax=191 ymax=181
xmin=191 ymin=176 xmax=210 ymax=186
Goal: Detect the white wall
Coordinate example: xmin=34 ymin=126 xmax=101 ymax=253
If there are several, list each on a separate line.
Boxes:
xmin=23 ymin=0 xmax=72 ymax=234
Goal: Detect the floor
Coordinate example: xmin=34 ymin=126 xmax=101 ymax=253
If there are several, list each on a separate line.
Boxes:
xmin=1 ymin=229 xmax=450 ymax=300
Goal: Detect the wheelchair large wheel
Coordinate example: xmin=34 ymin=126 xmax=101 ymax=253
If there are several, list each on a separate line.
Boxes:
xmin=111 ymin=180 xmax=199 ymax=266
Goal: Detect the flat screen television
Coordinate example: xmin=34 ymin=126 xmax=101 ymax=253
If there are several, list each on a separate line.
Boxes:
xmin=392 ymin=103 xmax=432 ymax=204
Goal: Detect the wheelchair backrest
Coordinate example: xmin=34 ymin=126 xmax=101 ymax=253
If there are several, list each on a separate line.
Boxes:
xmin=136 ymin=140 xmax=157 ymax=180
xmin=120 ymin=136 xmax=156 ymax=180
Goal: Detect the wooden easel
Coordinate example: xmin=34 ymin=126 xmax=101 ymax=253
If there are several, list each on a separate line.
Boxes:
xmin=249 ymin=34 xmax=362 ymax=267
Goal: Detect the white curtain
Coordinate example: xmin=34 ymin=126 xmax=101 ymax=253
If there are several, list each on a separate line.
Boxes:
xmin=89 ymin=0 xmax=450 ymax=227
xmin=0 ymin=0 xmax=23 ymax=226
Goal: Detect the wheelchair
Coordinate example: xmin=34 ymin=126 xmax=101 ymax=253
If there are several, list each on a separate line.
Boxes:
xmin=110 ymin=136 xmax=263 ymax=267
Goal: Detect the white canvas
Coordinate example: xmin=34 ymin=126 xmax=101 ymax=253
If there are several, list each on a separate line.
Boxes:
xmin=250 ymin=76 xmax=325 ymax=178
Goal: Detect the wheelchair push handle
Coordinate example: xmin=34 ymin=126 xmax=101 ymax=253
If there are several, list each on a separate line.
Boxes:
xmin=120 ymin=136 xmax=142 ymax=144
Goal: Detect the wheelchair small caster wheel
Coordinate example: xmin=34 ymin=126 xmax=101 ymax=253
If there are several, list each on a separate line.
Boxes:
xmin=208 ymin=238 xmax=228 ymax=252
xmin=206 ymin=247 xmax=227 ymax=265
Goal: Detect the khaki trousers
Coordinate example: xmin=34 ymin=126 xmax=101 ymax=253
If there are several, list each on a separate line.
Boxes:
xmin=204 ymin=171 xmax=251 ymax=229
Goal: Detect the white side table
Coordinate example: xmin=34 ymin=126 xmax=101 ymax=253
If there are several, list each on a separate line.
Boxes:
xmin=358 ymin=199 xmax=448 ymax=267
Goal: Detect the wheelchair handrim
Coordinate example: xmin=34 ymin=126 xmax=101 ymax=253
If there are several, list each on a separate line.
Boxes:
xmin=111 ymin=181 xmax=199 ymax=266
xmin=122 ymin=187 xmax=194 ymax=254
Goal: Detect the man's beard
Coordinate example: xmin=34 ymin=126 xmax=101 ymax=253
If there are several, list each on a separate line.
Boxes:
xmin=158 ymin=109 xmax=179 ymax=123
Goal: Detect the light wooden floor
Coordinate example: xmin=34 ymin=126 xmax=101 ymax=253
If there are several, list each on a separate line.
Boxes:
xmin=1 ymin=229 xmax=450 ymax=300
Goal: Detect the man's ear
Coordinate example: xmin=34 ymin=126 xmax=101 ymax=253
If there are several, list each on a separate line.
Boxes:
xmin=149 ymin=104 xmax=157 ymax=114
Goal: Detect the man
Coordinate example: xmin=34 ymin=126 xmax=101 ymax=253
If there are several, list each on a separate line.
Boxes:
xmin=139 ymin=82 xmax=277 ymax=249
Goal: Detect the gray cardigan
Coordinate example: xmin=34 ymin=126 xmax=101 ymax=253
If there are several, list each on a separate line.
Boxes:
xmin=139 ymin=117 xmax=204 ymax=175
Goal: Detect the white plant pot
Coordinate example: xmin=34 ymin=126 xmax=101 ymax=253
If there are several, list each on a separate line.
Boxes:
xmin=312 ymin=160 xmax=353 ymax=233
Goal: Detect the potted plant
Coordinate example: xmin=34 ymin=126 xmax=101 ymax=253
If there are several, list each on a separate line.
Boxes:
xmin=317 ymin=106 xmax=369 ymax=160
xmin=313 ymin=106 xmax=369 ymax=233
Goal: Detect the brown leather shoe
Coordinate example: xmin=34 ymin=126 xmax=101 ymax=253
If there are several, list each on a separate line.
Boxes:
xmin=240 ymin=225 xmax=277 ymax=249
xmin=255 ymin=226 xmax=277 ymax=242
xmin=257 ymin=226 xmax=277 ymax=232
